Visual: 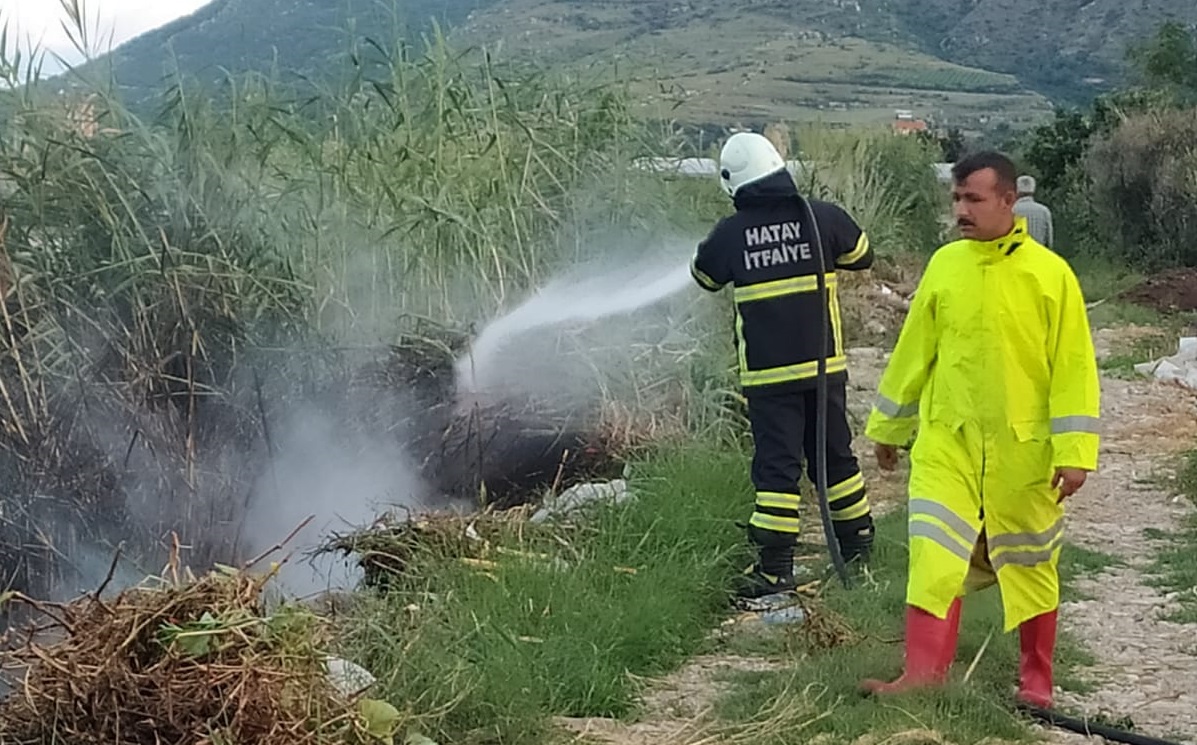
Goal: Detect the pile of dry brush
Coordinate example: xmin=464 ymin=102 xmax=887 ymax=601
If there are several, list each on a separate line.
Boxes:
xmin=353 ymin=327 xmax=630 ymax=511
xmin=316 ymin=504 xmax=555 ymax=589
xmin=0 ymin=556 xmax=401 ymax=745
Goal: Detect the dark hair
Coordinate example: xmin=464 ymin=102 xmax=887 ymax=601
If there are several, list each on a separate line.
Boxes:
xmin=951 ymin=151 xmax=1018 ymax=193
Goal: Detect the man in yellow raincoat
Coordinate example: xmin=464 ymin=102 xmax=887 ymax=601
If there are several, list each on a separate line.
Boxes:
xmin=859 ymin=152 xmax=1101 ymax=709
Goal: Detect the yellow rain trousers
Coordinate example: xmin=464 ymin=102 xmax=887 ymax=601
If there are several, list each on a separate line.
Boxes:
xmin=865 ymin=218 xmax=1101 ymax=632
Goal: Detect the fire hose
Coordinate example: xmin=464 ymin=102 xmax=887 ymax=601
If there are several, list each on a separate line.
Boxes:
xmin=801 ymin=195 xmax=852 ymax=590
xmin=1020 ymin=703 xmax=1187 ymax=745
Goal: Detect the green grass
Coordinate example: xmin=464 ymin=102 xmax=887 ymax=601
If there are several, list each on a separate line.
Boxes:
xmin=332 ymin=447 xmax=1112 ymax=745
xmin=1071 ymin=256 xmax=1165 ymax=330
xmin=1073 ymin=255 xmax=1146 ymax=302
xmin=337 ymin=444 xmax=758 ymax=744
xmin=1145 ymin=450 xmax=1197 ymax=624
xmin=1099 ymin=333 xmax=1176 ymax=377
xmin=1088 ymin=301 xmax=1167 ymax=330
xmin=333 ymin=443 xmax=1119 ymax=745
xmin=782 ymin=63 xmax=1022 ymax=94
xmin=1071 ymin=254 xmax=1193 ymax=376
xmin=770 ymin=38 xmax=1022 ymax=94
xmin=1072 ymin=254 xmax=1197 ymax=331
xmin=1147 ymin=516 xmax=1197 ymax=624
xmin=704 ymin=505 xmax=1098 ymax=745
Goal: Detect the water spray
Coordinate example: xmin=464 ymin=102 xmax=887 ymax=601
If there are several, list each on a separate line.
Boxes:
xmin=454 ymin=257 xmax=693 ymax=395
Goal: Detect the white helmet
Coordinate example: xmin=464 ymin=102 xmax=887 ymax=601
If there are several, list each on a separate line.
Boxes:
xmin=719 ymin=132 xmax=787 ymax=196
xmin=1017 ymin=175 xmax=1036 ymax=195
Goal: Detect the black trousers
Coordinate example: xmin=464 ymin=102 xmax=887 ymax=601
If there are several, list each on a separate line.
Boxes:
xmin=745 ymin=381 xmax=872 ymax=547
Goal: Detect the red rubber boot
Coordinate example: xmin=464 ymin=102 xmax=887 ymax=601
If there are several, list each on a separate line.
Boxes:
xmin=860 ymin=598 xmax=962 ymax=695
xmin=1016 ymin=610 xmax=1057 ymax=708
xmin=936 ymin=597 xmax=963 ymax=677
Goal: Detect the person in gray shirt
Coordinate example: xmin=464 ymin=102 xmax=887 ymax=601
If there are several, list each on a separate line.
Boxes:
xmin=1013 ymin=175 xmax=1054 ymax=248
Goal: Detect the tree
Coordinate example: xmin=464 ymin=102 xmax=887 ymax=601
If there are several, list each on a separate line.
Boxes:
xmin=1087 ymin=109 xmax=1197 ymax=267
xmin=916 ymin=127 xmax=966 ymax=162
xmin=1127 ymin=22 xmax=1197 ymax=101
xmin=1022 ymin=109 xmax=1093 ymax=194
xmin=1014 ymin=22 xmax=1197 ymax=264
xmin=938 ymin=127 xmax=966 ymax=162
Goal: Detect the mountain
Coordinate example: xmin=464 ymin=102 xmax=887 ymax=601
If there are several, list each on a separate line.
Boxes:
xmin=880 ymin=0 xmax=1197 ymax=100
xmin=453 ymin=0 xmax=1197 ymax=130
xmin=453 ymin=1 xmax=1050 ymax=133
xmin=66 ymin=0 xmax=497 ymax=104
xmin=56 ymin=0 xmax=1197 ymax=129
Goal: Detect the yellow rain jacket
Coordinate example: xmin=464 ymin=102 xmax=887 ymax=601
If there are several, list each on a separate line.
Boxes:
xmin=865 ymin=218 xmax=1100 ymax=632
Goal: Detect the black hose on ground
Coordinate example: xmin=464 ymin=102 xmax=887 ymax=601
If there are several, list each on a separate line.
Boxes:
xmin=801 ymin=194 xmax=852 ymax=590
xmin=1020 ymin=703 xmax=1188 ymax=745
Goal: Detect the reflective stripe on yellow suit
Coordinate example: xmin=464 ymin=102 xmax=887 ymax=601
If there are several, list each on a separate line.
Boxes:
xmin=906 ymin=421 xmax=1066 ymax=631
xmin=865 ymin=217 xmax=1101 ymax=633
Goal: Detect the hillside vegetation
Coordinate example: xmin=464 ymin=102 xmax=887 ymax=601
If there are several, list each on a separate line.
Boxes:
xmin=65 ymin=0 xmax=497 ymax=104
xmin=869 ymin=0 xmax=1197 ymax=100
xmin=455 ymin=1 xmax=1052 ymax=132
xmin=1020 ymin=22 xmax=1197 ymax=269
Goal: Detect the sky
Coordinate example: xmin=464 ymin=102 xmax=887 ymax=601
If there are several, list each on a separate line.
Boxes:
xmin=0 ymin=0 xmax=211 ymax=72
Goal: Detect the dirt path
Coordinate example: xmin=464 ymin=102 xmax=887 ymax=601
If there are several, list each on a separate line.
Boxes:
xmin=1045 ymin=370 xmax=1197 ymax=745
xmin=556 ymin=333 xmax=1197 ymax=745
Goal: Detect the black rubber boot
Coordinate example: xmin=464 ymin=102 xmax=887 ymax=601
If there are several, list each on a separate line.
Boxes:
xmin=835 ymin=514 xmax=876 ymax=566
xmin=733 ymin=526 xmax=798 ymax=599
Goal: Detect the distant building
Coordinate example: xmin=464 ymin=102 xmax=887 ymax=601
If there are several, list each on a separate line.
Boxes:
xmin=892 ymin=118 xmax=928 ymax=135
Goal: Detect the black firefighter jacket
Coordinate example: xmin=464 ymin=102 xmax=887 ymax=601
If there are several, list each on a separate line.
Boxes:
xmin=691 ymin=170 xmax=875 ymax=393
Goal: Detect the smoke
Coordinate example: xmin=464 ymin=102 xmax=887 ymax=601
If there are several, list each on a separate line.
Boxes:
xmin=238 ymin=401 xmax=449 ymax=599
xmin=3 ymin=333 xmax=457 ymax=610
xmin=43 ymin=541 xmax=149 ymax=604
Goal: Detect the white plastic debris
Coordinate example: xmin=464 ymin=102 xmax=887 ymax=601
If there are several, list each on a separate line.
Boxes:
xmin=1134 ymin=337 xmax=1197 ymax=389
xmin=756 ymin=605 xmax=808 ymax=626
xmin=325 ymin=655 xmax=376 ymax=697
xmin=529 ymin=479 xmax=633 ymax=524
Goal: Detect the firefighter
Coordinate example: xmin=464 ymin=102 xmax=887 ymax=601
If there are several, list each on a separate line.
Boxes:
xmin=859 ymin=151 xmax=1100 ymax=708
xmin=690 ymin=131 xmax=877 ymax=599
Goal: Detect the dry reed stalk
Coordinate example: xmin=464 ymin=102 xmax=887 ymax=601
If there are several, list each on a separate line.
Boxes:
xmin=0 ymin=557 xmax=392 ymax=745
xmin=317 ymin=508 xmax=541 ymax=588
